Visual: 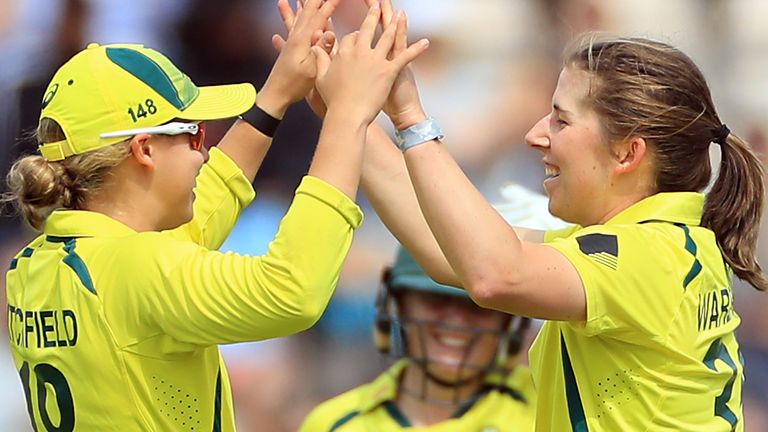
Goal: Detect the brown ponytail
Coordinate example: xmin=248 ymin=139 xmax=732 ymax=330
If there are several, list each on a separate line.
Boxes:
xmin=703 ymin=134 xmax=767 ymax=290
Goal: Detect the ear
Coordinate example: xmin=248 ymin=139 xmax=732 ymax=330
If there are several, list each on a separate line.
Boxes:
xmin=614 ymin=136 xmax=647 ymax=175
xmin=129 ymin=134 xmax=156 ymax=170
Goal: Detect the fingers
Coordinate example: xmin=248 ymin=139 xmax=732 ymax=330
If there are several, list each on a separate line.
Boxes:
xmin=290 ymin=0 xmax=339 ymax=43
xmin=271 ymin=34 xmax=287 ymax=53
xmin=310 ymin=29 xmax=324 ymax=46
xmin=338 ymin=31 xmax=359 ymax=53
xmin=380 ymin=0 xmax=394 ymax=29
xmin=358 ymin=2 xmax=382 ymax=48
xmin=276 ymin=0 xmax=296 ymax=32
xmin=311 ymin=45 xmax=331 ymax=77
xmin=373 ymin=10 xmax=399 ymax=57
xmin=318 ymin=31 xmax=336 ymax=55
xmin=317 ymin=0 xmax=341 ymax=20
xmin=393 ymin=8 xmax=407 ymax=54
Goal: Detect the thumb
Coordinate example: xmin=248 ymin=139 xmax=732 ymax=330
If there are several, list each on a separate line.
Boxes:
xmin=272 ymin=34 xmax=287 ymax=53
xmin=311 ymin=45 xmax=331 ymax=77
xmin=318 ymin=31 xmax=336 ymax=55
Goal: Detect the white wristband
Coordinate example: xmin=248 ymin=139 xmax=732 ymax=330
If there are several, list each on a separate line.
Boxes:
xmin=394 ymin=118 xmax=444 ymax=152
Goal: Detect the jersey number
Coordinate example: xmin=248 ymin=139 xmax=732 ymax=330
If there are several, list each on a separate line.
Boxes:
xmin=19 ymin=361 xmax=74 ymax=431
xmin=703 ymin=338 xmax=740 ymax=428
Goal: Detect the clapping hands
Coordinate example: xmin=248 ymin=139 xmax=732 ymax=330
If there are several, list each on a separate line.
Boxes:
xmin=312 ymin=2 xmax=428 ymax=126
xmin=272 ymin=0 xmax=428 ymax=126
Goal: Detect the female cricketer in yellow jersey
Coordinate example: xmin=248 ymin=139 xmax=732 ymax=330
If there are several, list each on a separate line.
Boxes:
xmin=4 ymin=1 xmax=429 ymax=430
xmin=354 ymin=1 xmax=765 ymax=430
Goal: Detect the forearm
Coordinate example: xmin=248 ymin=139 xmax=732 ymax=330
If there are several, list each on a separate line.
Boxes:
xmin=251 ymin=177 xmax=363 ymax=335
xmin=145 ymin=177 xmax=363 ymax=345
xmin=404 ymin=140 xmax=526 ymax=294
xmin=308 ymin=109 xmax=368 ymax=199
xmin=217 ymin=85 xmax=291 ymax=182
xmin=362 ymin=124 xmax=459 ymax=285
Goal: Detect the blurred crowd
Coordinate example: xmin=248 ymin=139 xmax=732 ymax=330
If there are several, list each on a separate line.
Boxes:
xmin=1 ymin=0 xmax=767 ymax=430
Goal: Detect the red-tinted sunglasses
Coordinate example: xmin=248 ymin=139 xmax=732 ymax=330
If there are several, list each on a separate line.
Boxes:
xmin=100 ymin=121 xmax=206 ymax=152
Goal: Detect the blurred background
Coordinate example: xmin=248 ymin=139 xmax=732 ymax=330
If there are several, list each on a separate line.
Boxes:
xmin=1 ymin=0 xmax=767 ymax=430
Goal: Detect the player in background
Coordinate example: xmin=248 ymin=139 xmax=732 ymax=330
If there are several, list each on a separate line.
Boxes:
xmin=3 ymin=1 xmax=428 ymax=430
xmin=300 ymin=186 xmax=567 ymax=431
xmin=354 ymin=1 xmax=765 ymax=430
xmin=301 ymin=245 xmax=535 ymax=432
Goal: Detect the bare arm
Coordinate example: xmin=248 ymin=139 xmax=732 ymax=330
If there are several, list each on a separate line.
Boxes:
xmin=368 ymin=0 xmax=585 ymax=320
xmin=403 ymin=139 xmax=585 ymax=321
xmin=363 ymin=123 xmax=458 ymax=283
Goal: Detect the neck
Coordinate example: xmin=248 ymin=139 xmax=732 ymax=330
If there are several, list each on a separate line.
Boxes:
xmin=84 ymin=177 xmax=164 ymax=232
xmin=595 ymin=188 xmax=653 ymax=225
xmin=394 ymin=364 xmax=485 ymax=426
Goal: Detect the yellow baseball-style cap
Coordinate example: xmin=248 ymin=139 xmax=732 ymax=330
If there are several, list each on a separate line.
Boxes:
xmin=38 ymin=42 xmax=257 ymax=161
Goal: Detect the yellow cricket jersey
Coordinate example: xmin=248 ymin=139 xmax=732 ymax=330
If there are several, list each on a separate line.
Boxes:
xmin=6 ymin=148 xmax=363 ymax=431
xmin=299 ymin=360 xmax=536 ymax=431
xmin=531 ymin=192 xmax=743 ymax=431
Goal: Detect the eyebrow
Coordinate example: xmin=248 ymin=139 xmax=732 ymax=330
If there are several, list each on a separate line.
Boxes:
xmin=553 ymin=103 xmax=573 ymax=116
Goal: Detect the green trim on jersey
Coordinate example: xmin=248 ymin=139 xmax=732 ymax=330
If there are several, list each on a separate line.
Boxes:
xmin=383 ymin=401 xmax=411 ymax=427
xmin=329 ymin=410 xmax=360 ymax=432
xmin=561 ymin=333 xmax=588 ymax=432
xmin=62 ymin=238 xmax=96 ymax=295
xmin=213 ymin=368 xmax=222 ymax=432
xmin=299 ymin=360 xmax=536 ymax=431
xmin=676 ymin=223 xmax=703 ymax=290
xmin=535 ymin=192 xmax=744 ymax=431
xmin=9 ymin=247 xmax=35 ymax=270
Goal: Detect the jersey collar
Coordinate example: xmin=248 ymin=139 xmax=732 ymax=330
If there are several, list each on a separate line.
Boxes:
xmin=357 ymin=360 xmax=408 ymax=413
xmin=605 ymin=192 xmax=704 ymax=226
xmin=43 ymin=209 xmax=138 ymax=238
xmin=358 ymin=360 xmax=531 ymax=415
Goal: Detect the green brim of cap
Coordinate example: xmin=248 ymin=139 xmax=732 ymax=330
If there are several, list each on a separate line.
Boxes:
xmin=181 ymin=82 xmax=256 ymax=120
xmin=390 ymin=275 xmax=469 ymax=298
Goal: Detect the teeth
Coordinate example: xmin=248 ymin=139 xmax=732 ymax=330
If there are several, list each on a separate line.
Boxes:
xmin=545 ymin=166 xmax=559 ymax=177
xmin=438 ymin=336 xmax=469 ymax=348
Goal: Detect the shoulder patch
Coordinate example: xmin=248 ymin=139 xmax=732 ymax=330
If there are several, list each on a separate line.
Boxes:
xmin=576 ymin=233 xmax=618 ymax=270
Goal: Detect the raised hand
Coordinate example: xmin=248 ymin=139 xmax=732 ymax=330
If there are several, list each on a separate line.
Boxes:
xmin=312 ymin=2 xmax=429 ymax=127
xmin=260 ymin=0 xmax=339 ymax=111
xmin=363 ymin=0 xmax=427 ymax=130
xmin=271 ymin=0 xmax=336 ymax=117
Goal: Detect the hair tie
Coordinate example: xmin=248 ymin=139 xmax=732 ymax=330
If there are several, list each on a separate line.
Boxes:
xmin=714 ymin=124 xmax=730 ymax=145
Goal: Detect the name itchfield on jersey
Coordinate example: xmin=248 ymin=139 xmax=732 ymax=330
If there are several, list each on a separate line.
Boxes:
xmin=697 ymin=288 xmax=734 ymax=332
xmin=7 ymin=304 xmax=78 ymax=349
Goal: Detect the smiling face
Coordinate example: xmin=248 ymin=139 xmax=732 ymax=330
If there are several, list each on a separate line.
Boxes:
xmin=525 ymin=66 xmax=619 ymax=226
xmin=397 ymin=290 xmax=508 ymax=383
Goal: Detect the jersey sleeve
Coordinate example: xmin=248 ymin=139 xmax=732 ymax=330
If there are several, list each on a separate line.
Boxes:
xmin=545 ymin=225 xmax=688 ymax=341
xmin=106 ymin=176 xmax=363 ymax=350
xmin=165 ymin=147 xmax=255 ymax=249
xmin=544 ymin=224 xmax=582 ymax=242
